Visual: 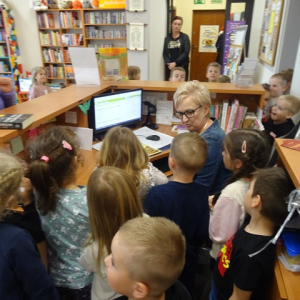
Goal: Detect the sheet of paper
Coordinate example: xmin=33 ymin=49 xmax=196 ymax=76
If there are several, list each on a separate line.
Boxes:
xmin=142 ymin=92 xmax=168 ymax=115
xmin=133 ymin=127 xmax=174 ymax=149
xmin=10 ymin=136 xmax=24 ymax=155
xmin=63 ymin=126 xmax=93 ymax=151
xmin=65 ymin=111 xmax=77 ymax=124
xmin=129 ymin=23 xmax=145 ymax=50
xmin=156 ymin=100 xmax=173 ymax=125
xmin=92 ymin=141 xmax=103 ymax=151
xmin=69 ymin=47 xmax=100 ymax=85
xmin=128 ymin=0 xmax=144 ymax=11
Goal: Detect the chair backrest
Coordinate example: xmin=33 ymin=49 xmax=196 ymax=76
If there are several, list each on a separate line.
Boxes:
xmin=268 ymin=120 xmax=300 ymax=166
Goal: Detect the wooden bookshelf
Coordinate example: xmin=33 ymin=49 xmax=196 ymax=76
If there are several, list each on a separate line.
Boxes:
xmin=36 ymin=8 xmax=126 ymax=87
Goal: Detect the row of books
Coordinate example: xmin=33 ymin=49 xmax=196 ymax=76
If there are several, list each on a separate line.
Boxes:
xmin=0 ymin=61 xmax=10 ymax=72
xmin=45 ymin=65 xmax=64 ymax=79
xmin=0 ymin=45 xmax=8 ymax=57
xmin=211 ymin=99 xmax=252 ymax=133
xmin=59 ymin=11 xmax=80 ymax=29
xmin=84 ymin=11 xmax=125 ymax=24
xmin=42 ymin=48 xmax=64 ymax=63
xmin=86 ymin=28 xmax=126 ymax=39
xmin=40 ymin=31 xmax=61 ymax=46
xmin=37 ymin=12 xmax=55 ymax=28
xmin=61 ymin=34 xmax=83 ymax=46
xmin=65 ymin=64 xmax=74 ymax=79
xmin=0 ymin=31 xmax=6 ymax=41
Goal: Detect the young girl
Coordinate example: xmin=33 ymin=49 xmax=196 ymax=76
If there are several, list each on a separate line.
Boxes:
xmin=128 ymin=66 xmax=141 ymax=80
xmin=97 ymin=126 xmax=168 ymax=202
xmin=79 ymin=166 xmax=144 ymax=300
xmin=209 ymin=129 xmax=270 ymax=259
xmin=29 ymin=67 xmax=52 ymax=100
xmin=0 ymin=153 xmax=59 ymax=300
xmin=28 ymin=126 xmax=93 ymax=299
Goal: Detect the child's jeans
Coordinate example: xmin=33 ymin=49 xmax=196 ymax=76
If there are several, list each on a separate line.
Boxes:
xmin=209 ymin=279 xmax=218 ymax=300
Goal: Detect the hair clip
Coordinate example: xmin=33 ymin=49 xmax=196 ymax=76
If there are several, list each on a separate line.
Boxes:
xmin=41 ymin=156 xmax=49 ymax=163
xmin=62 ymin=140 xmax=72 ymax=151
xmin=241 ymin=140 xmax=247 ymax=154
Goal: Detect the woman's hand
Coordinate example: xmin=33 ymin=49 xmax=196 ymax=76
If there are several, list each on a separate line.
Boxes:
xmin=0 ymin=77 xmax=13 ymax=93
xmin=167 ymin=62 xmax=177 ymax=70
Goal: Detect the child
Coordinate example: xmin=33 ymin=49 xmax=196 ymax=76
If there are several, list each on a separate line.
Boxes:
xmin=264 ymin=73 xmax=288 ymax=117
xmin=262 ymin=83 xmax=271 ymax=122
xmin=210 ymin=168 xmax=293 ymax=300
xmin=263 ymin=95 xmax=300 ymax=146
xmin=169 ymin=67 xmax=186 ymax=82
xmin=281 ymin=68 xmax=293 ymax=94
xmin=206 ymin=62 xmax=221 ymax=82
xmin=97 ymin=126 xmax=168 ymax=202
xmin=29 ymin=67 xmax=52 ymax=100
xmin=144 ymin=132 xmax=209 ymax=294
xmin=28 ymin=126 xmax=93 ymax=299
xmin=79 ymin=166 xmax=144 ymax=300
xmin=0 ymin=152 xmax=59 ymax=300
xmin=209 ymin=129 xmax=270 ymax=259
xmin=105 ymin=217 xmax=192 ymax=300
xmin=217 ymin=75 xmax=231 ymax=83
xmin=128 ymin=66 xmax=141 ymax=80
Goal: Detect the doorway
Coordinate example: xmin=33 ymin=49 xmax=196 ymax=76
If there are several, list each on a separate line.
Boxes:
xmin=190 ymin=10 xmax=225 ymax=82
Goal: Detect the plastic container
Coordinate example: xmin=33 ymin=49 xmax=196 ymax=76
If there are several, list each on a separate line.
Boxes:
xmin=283 ymin=232 xmax=300 ymax=263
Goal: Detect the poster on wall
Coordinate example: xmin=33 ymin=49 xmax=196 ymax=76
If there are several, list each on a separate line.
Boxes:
xmin=127 ymin=0 xmax=144 ymax=11
xmin=199 ymin=25 xmax=219 ymax=52
xmin=99 ymin=0 xmax=126 ymax=9
xmin=224 ymin=44 xmax=243 ymax=81
xmin=259 ymin=0 xmax=284 ymax=66
xmin=128 ymin=23 xmax=145 ymax=50
xmin=222 ymin=20 xmax=246 ymax=72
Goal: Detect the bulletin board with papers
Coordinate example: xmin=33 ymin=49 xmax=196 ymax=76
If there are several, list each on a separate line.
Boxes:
xmin=258 ymin=0 xmax=284 ymax=66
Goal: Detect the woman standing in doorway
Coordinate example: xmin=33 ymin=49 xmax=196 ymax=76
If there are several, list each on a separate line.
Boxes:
xmin=163 ymin=16 xmax=190 ymax=81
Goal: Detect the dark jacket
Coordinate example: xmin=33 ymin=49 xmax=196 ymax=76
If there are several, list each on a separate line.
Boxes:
xmin=163 ymin=32 xmax=190 ymax=66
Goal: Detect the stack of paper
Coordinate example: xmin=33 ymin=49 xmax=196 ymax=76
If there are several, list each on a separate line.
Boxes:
xmin=235 ymin=58 xmax=258 ymax=87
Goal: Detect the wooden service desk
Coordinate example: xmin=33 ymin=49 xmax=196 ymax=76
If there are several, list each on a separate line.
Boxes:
xmin=76 ymin=124 xmax=177 ymax=186
xmin=268 ymin=139 xmax=300 ymax=300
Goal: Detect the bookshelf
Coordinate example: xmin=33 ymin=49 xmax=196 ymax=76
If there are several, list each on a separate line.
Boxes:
xmin=36 ymin=8 xmax=126 ymax=86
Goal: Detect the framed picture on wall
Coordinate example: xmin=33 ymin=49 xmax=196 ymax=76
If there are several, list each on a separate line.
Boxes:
xmin=258 ymin=0 xmax=284 ymax=66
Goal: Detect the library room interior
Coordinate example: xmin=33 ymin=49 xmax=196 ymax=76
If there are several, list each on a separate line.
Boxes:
xmin=0 ymin=1 xmax=300 ymax=300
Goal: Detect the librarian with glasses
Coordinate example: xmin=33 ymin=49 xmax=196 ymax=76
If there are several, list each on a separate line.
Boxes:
xmin=173 ymin=81 xmax=231 ymax=195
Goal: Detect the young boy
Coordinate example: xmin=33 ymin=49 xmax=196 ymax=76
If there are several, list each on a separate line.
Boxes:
xmin=263 ymin=94 xmax=300 ymax=146
xmin=264 ymin=73 xmax=288 ymax=117
xmin=105 ymin=217 xmax=192 ymax=300
xmin=144 ymin=132 xmax=209 ymax=294
xmin=169 ymin=67 xmax=186 ymax=82
xmin=206 ymin=62 xmax=221 ymax=82
xmin=210 ymin=168 xmax=293 ymax=300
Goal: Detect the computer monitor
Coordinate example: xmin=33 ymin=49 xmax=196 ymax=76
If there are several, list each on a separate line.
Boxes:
xmin=88 ymin=88 xmax=143 ymax=139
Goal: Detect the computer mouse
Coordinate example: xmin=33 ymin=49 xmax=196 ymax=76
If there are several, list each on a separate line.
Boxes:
xmin=146 ymin=135 xmax=160 ymax=141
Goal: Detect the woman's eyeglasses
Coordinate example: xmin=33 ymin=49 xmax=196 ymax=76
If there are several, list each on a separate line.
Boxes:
xmin=174 ymin=106 xmax=202 ymax=119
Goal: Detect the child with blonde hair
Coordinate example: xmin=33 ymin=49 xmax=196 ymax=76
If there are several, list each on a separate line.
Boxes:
xmin=29 ymin=67 xmax=52 ymax=100
xmin=28 ymin=126 xmax=93 ymax=299
xmin=105 ymin=217 xmax=191 ymax=300
xmin=97 ymin=126 xmax=168 ymax=202
xmin=0 ymin=152 xmax=59 ymax=300
xmin=206 ymin=62 xmax=222 ymax=82
xmin=79 ymin=166 xmax=144 ymax=300
xmin=128 ymin=66 xmax=141 ymax=80
xmin=169 ymin=67 xmax=186 ymax=82
xmin=209 ymin=129 xmax=270 ymax=259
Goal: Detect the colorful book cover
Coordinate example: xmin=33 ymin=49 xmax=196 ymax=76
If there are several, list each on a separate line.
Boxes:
xmin=226 ymin=99 xmax=239 ymax=133
xmin=281 ymin=140 xmax=300 ymax=152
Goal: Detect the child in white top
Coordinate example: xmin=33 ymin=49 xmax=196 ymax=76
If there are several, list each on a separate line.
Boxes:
xmin=209 ymin=129 xmax=270 ymax=258
xmin=28 ymin=126 xmax=93 ymax=298
xmin=29 ymin=67 xmax=52 ymax=100
xmin=97 ymin=126 xmax=168 ymax=202
xmin=79 ymin=166 xmax=144 ymax=300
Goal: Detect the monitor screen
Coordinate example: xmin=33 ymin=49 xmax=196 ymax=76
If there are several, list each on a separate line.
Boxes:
xmin=88 ymin=89 xmax=143 ymax=138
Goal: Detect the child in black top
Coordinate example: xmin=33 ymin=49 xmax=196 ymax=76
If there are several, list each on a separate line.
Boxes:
xmin=210 ymin=168 xmax=294 ymax=300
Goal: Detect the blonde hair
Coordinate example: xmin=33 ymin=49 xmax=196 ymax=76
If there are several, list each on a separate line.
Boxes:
xmin=170 ymin=67 xmax=186 ymax=78
xmin=96 ymin=126 xmax=149 ymax=187
xmin=206 ymin=62 xmax=221 ymax=72
xmin=0 ymin=153 xmax=23 ymax=220
xmin=271 ymin=73 xmax=288 ymax=86
xmin=278 ymin=95 xmax=300 ymax=115
xmin=86 ymin=166 xmax=143 ymax=273
xmin=31 ymin=67 xmax=47 ymax=85
xmin=170 ymin=132 xmax=207 ymax=174
xmin=217 ymin=75 xmax=231 ymax=83
xmin=128 ymin=66 xmax=141 ymax=80
xmin=281 ymin=69 xmax=293 ymax=83
xmin=118 ymin=217 xmax=185 ymax=298
xmin=173 ymin=80 xmax=211 ymax=117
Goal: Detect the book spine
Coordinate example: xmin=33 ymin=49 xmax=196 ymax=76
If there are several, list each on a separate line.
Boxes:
xmin=0 ymin=122 xmax=23 ymax=129
xmin=221 ymin=101 xmax=228 ymax=130
xmin=233 ymin=106 xmax=245 ymax=130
